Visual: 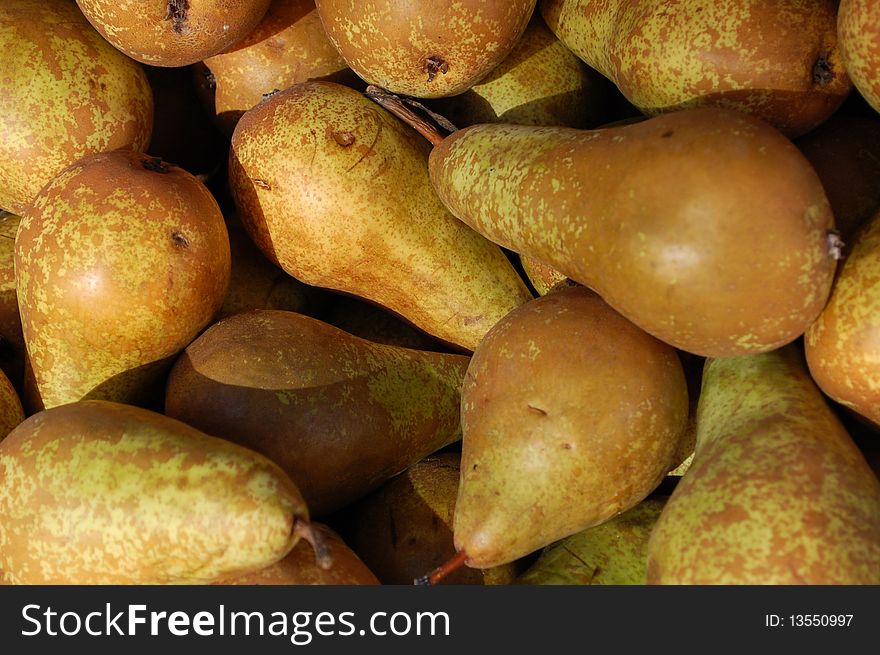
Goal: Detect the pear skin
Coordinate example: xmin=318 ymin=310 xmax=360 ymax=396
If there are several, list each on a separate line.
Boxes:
xmin=517 ymin=496 xmax=666 ymax=585
xmin=429 ymin=108 xmax=837 ymax=357
xmin=15 ymin=151 xmax=231 ymax=410
xmin=229 ymin=81 xmax=532 ymax=351
xmin=454 ymin=286 xmax=687 ymax=568
xmin=520 ymin=254 xmax=568 ymax=296
xmin=165 ymin=310 xmax=469 ymax=515
xmin=540 ymin=0 xmax=851 ymax=137
xmin=0 ymin=400 xmax=309 ymax=584
xmin=647 ymin=347 xmax=880 ymax=584
xmin=0 ymin=368 xmax=23 ymax=439
xmin=839 ymin=0 xmax=880 ymax=113
xmin=806 ymin=208 xmax=880 ymax=426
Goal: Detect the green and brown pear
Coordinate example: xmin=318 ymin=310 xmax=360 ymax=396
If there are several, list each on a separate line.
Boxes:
xmin=165 ymin=310 xmax=469 ymax=515
xmin=647 ymin=347 xmax=880 ymax=584
xmin=453 ymin=286 xmax=687 ymax=569
xmin=16 ymin=150 xmax=231 ymax=410
xmin=839 ymin=0 xmax=880 ymax=114
xmin=541 ymin=0 xmax=851 ymax=137
xmin=229 ymin=81 xmax=532 ymax=351
xmin=0 ymin=400 xmax=311 ymax=584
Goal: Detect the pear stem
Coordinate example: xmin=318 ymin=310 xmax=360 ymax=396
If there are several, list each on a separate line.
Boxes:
xmin=365 ymin=85 xmax=451 ymax=147
xmin=293 ymin=518 xmax=334 ymax=570
xmin=414 ymin=549 xmax=469 ymax=585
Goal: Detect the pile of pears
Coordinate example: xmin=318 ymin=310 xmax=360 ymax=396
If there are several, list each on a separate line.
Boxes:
xmin=0 ymin=0 xmax=878 ymax=586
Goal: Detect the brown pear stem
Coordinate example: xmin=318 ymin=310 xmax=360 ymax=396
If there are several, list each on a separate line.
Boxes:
xmin=293 ymin=519 xmax=334 ymax=570
xmin=414 ymin=549 xmax=469 ymax=585
xmin=365 ymin=85 xmax=449 ymax=147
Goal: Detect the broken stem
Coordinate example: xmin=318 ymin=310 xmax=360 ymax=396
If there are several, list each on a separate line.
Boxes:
xmin=365 ymin=85 xmax=449 ymax=147
xmin=293 ymin=519 xmax=334 ymax=570
xmin=414 ymin=549 xmax=468 ymax=585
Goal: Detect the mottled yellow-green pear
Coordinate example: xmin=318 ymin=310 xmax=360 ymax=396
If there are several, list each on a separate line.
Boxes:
xmin=647 ymin=347 xmax=880 ymax=584
xmin=839 ymin=0 xmax=880 ymax=113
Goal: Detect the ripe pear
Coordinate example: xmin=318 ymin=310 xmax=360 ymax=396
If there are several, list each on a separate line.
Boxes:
xmin=839 ymin=0 xmax=880 ymax=113
xmin=796 ymin=115 xmax=880 ymax=239
xmin=648 ymin=347 xmax=880 ymax=584
xmin=0 ymin=212 xmax=24 ymax=387
xmin=517 ymin=496 xmax=666 ymax=585
xmin=540 ymin=0 xmax=851 ymax=137
xmin=428 ymin=108 xmax=837 ymax=357
xmin=451 ymin=286 xmax=687 ymax=569
xmin=216 ymin=524 xmax=378 ymax=585
xmin=197 ymin=0 xmax=356 ymax=137
xmin=520 ymin=254 xmax=567 ymax=296
xmin=229 ymin=81 xmax=532 ymax=351
xmin=16 ymin=150 xmax=231 ymax=410
xmin=0 ymin=400 xmax=312 ymax=585
xmin=806 ymin=208 xmax=880 ymax=426
xmin=432 ymin=14 xmax=606 ymax=129
xmin=339 ymin=453 xmax=519 ymax=585
xmin=315 ymin=0 xmax=536 ymax=98
xmin=165 ymin=310 xmax=469 ymax=516
xmin=75 ymin=0 xmax=271 ymax=67
xmin=0 ymin=0 xmax=152 ymax=215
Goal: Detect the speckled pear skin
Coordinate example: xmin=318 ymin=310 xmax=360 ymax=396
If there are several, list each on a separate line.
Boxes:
xmin=16 ymin=150 xmax=231 ymax=410
xmin=520 ymin=254 xmax=568 ymax=296
xmin=340 ymin=453 xmax=519 ymax=585
xmin=432 ymin=14 xmax=606 ymax=129
xmin=540 ymin=0 xmax=851 ymax=137
xmin=75 ymin=0 xmax=272 ymax=67
xmin=165 ymin=310 xmax=469 ymax=516
xmin=216 ymin=524 xmax=379 ymax=585
xmin=0 ymin=0 xmax=152 ymax=215
xmin=0 ymin=368 xmax=24 ymax=440
xmin=229 ymin=81 xmax=532 ymax=352
xmin=839 ymin=0 xmax=880 ymax=113
xmin=315 ymin=0 xmax=536 ymax=98
xmin=0 ymin=213 xmax=25 ymax=387
xmin=806 ymin=209 xmax=880 ymax=426
xmin=198 ymin=0 xmax=356 ymax=137
xmin=0 ymin=400 xmax=308 ymax=585
xmin=647 ymin=347 xmax=880 ymax=584
xmin=455 ymin=286 xmax=687 ymax=568
xmin=517 ymin=496 xmax=666 ymax=585
xmin=429 ymin=109 xmax=836 ymax=358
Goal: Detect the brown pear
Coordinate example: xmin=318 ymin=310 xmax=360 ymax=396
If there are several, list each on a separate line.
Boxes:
xmin=452 ymin=286 xmax=688 ymax=569
xmin=165 ymin=310 xmax=469 ymax=515
xmin=340 ymin=453 xmax=519 ymax=585
xmin=0 ymin=368 xmax=24 ymax=439
xmin=16 ymin=150 xmax=231 ymax=410
xmin=229 ymin=81 xmax=532 ymax=351
xmin=0 ymin=400 xmax=310 ymax=584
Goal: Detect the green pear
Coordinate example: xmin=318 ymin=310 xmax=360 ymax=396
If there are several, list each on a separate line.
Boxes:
xmin=229 ymin=81 xmax=532 ymax=351
xmin=0 ymin=400 xmax=311 ymax=584
xmin=432 ymin=14 xmax=607 ymax=129
xmin=540 ymin=0 xmax=851 ymax=137
xmin=517 ymin=496 xmax=666 ymax=585
xmin=339 ymin=453 xmax=519 ymax=585
xmin=15 ymin=151 xmax=231 ymax=410
xmin=165 ymin=310 xmax=469 ymax=515
xmin=647 ymin=347 xmax=880 ymax=584
xmin=452 ymin=286 xmax=687 ymax=569
xmin=428 ymin=108 xmax=837 ymax=357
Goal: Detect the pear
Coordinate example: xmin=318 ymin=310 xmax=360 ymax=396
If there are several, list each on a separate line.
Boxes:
xmin=520 ymin=254 xmax=568 ymax=296
xmin=75 ymin=0 xmax=272 ymax=67
xmin=432 ymin=14 xmax=606 ymax=129
xmin=339 ymin=453 xmax=519 ymax=585
xmin=517 ymin=496 xmax=666 ymax=585
xmin=0 ymin=212 xmax=24 ymax=388
xmin=216 ymin=524 xmax=378 ymax=585
xmin=324 ymin=294 xmax=447 ymax=352
xmin=0 ymin=0 xmax=152 ymax=215
xmin=0 ymin=400 xmax=313 ymax=584
xmin=229 ymin=81 xmax=532 ymax=351
xmin=448 ymin=286 xmax=687 ymax=571
xmin=197 ymin=0 xmax=357 ymax=137
xmin=165 ymin=309 xmax=469 ymax=515
xmin=647 ymin=347 xmax=880 ymax=584
xmin=315 ymin=0 xmax=536 ymax=98
xmin=839 ymin=0 xmax=880 ymax=113
xmin=0 ymin=368 xmax=24 ymax=439
xmin=16 ymin=150 xmax=231 ymax=410
xmin=540 ymin=0 xmax=851 ymax=137
xmin=428 ymin=108 xmax=837 ymax=357
xmin=806 ymin=208 xmax=880 ymax=426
